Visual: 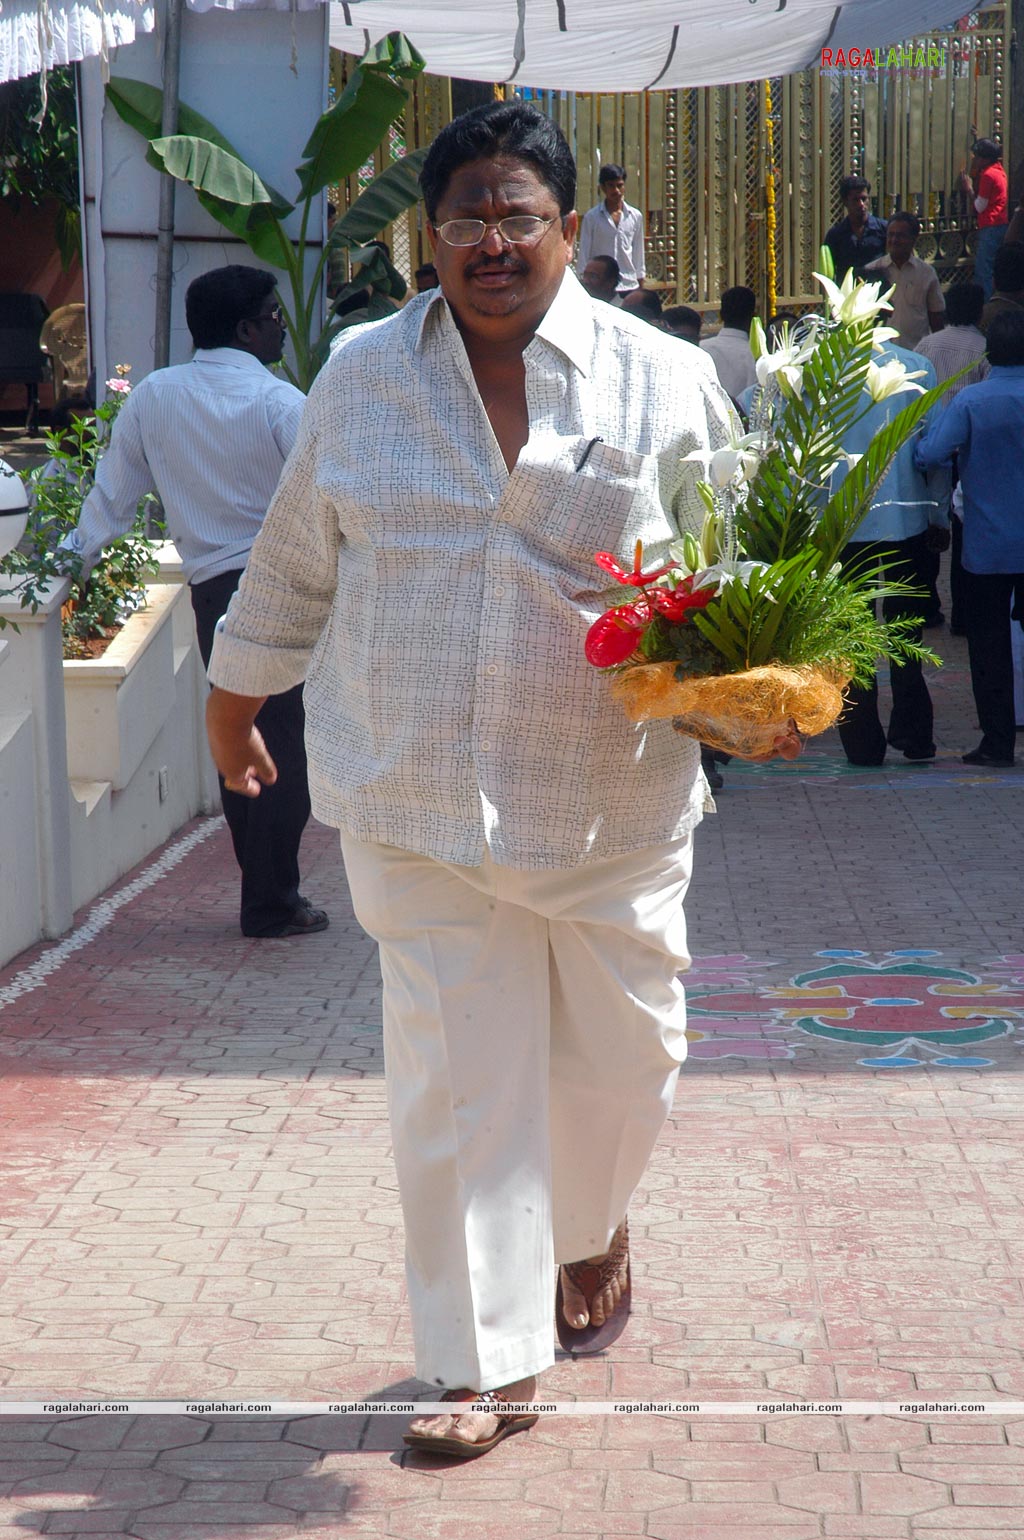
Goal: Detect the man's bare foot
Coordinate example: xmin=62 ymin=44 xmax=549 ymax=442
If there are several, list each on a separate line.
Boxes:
xmin=560 ymin=1218 xmax=629 ymax=1330
xmin=406 ymin=1375 xmax=537 ymax=1452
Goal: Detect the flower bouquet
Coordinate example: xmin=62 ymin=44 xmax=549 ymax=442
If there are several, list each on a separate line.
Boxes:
xmin=585 ymin=264 xmax=951 ymax=758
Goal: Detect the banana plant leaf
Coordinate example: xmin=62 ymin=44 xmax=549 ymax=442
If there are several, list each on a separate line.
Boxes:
xmin=296 ymin=67 xmax=409 ymax=202
xmin=108 ymin=77 xmax=269 ymax=168
xmin=360 ymin=30 xmax=427 ymax=78
xmin=329 ymin=147 xmax=429 ymax=251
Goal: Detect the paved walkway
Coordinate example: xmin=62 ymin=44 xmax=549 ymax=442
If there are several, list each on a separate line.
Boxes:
xmin=1 ymin=621 xmax=1023 ymax=1538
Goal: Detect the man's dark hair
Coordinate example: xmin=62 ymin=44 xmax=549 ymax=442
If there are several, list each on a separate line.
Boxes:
xmin=415 ymin=262 xmax=438 ymax=281
xmin=625 ymin=288 xmax=663 ymax=319
xmin=985 ymin=307 xmax=1024 ymax=367
xmin=839 ymin=174 xmax=871 ymax=201
xmin=720 ymin=286 xmax=757 ymax=328
xmin=185 ymin=265 xmax=276 ymax=349
xmin=993 ymin=241 xmax=1024 ymax=294
xmin=944 ymin=282 xmax=985 ymax=328
xmin=972 ymin=137 xmax=1002 ymax=164
xmin=420 ymin=100 xmax=576 ymax=221
xmin=588 ymin=254 xmax=621 ymax=286
xmin=598 ymin=163 xmax=626 ymax=185
xmin=888 ymin=210 xmax=921 ymax=240
xmin=664 ymin=304 xmax=702 ymax=335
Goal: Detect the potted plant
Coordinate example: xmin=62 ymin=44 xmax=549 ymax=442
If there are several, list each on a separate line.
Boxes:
xmin=0 ymin=369 xmax=163 ymax=659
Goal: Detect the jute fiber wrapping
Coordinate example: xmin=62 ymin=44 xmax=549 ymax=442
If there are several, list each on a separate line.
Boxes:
xmin=610 ymin=662 xmax=850 ymax=758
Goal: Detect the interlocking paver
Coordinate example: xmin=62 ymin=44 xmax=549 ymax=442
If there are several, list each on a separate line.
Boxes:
xmin=1 ymin=619 xmax=1023 ymax=1535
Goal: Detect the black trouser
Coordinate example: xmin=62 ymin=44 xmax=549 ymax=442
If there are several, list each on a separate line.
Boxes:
xmin=837 ymin=533 xmax=934 ymax=765
xmin=961 ymin=568 xmax=1024 ymax=760
xmin=191 ymin=568 xmax=312 ymax=936
xmin=950 ymin=516 xmax=968 ymax=634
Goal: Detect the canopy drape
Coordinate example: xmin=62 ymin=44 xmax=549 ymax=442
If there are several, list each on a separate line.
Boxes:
xmin=3 ymin=0 xmax=975 ymax=87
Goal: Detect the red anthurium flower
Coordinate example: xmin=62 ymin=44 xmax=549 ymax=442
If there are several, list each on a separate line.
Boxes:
xmin=648 ymin=576 xmax=715 ymax=624
xmin=585 ymin=600 xmax=651 ymax=667
xmin=595 ymin=540 xmax=676 ymax=589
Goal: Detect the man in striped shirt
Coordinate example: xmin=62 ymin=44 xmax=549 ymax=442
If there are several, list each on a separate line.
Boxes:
xmin=62 ymin=266 xmax=327 ymax=940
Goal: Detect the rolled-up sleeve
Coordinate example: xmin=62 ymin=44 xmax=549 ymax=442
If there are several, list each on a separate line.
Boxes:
xmin=208 ymin=397 xmax=342 ymax=697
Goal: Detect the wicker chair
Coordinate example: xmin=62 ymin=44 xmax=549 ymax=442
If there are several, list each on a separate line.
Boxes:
xmin=40 ymin=303 xmax=88 ymax=404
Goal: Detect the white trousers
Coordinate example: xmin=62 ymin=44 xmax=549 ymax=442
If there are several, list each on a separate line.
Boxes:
xmin=339 ymin=831 xmax=694 ymax=1391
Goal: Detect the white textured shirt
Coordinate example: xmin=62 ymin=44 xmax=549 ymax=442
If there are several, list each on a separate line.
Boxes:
xmin=63 ymin=348 xmax=305 ymax=586
xmin=911 ymin=324 xmax=990 ymax=399
xmin=700 ymin=327 xmax=758 ymax=402
xmin=577 ymin=200 xmax=646 ymax=290
xmin=208 ymin=271 xmax=734 ymax=870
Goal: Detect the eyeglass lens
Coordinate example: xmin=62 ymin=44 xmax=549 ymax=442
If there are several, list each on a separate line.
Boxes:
xmin=438 ymin=216 xmax=551 ymax=247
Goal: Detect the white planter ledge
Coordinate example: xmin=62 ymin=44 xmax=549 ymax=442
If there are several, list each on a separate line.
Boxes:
xmin=63 ymin=582 xmax=179 ymax=789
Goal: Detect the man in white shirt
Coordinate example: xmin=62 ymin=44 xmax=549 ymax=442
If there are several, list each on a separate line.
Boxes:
xmin=205 ymin=102 xmax=800 ymax=1458
xmin=700 ymin=286 xmax=758 ymax=402
xmin=576 ymin=163 xmax=645 ymax=294
xmin=863 ymin=212 xmax=945 ymax=349
xmin=62 ymin=266 xmax=326 ymax=941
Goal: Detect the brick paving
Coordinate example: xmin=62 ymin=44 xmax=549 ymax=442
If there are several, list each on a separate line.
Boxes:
xmin=1 ymin=618 xmax=1023 ymax=1538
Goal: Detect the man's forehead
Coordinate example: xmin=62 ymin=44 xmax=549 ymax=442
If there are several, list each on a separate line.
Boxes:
xmin=439 ymin=158 xmax=555 ymax=210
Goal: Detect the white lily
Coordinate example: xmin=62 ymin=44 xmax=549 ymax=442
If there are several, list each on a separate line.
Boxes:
xmin=865 ymin=358 xmax=927 ymax=403
xmin=813 ymin=267 xmax=895 ymax=327
xmin=754 ymin=332 xmax=817 ymax=401
xmin=692 ymin=558 xmax=774 ymax=596
xmin=684 ymin=429 xmax=767 ymax=490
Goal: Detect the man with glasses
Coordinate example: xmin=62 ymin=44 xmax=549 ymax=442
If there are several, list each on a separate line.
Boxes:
xmin=206 ymin=103 xmax=800 ymax=1458
xmin=63 ymin=264 xmax=326 ymax=940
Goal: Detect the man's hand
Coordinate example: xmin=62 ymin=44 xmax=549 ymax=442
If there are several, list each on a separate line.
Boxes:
xmin=206 ymin=685 xmax=276 ymax=798
xmin=675 ymin=717 xmax=804 ymax=763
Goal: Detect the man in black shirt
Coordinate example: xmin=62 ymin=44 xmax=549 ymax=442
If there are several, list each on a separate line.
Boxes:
xmin=824 ymin=174 xmax=888 ymax=281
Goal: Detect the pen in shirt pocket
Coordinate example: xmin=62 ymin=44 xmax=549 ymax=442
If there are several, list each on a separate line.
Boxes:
xmin=574 ymin=436 xmax=603 ymax=472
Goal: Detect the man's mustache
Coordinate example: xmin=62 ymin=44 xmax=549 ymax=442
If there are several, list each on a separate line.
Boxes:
xmin=465 ymin=254 xmax=528 ymax=276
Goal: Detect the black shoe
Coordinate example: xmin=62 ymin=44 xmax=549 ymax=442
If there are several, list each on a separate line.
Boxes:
xmin=889 ymin=739 xmax=936 ymax=761
xmin=962 ymin=747 xmax=1015 ymax=769
xmin=251 ymin=898 xmax=330 ymax=938
xmin=922 ymin=611 xmax=945 ymax=630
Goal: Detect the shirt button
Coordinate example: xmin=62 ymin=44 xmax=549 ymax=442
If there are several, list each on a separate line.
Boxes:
xmin=493 ymin=585 xmax=506 ymax=597
xmin=480 ymin=740 xmax=492 ymax=752
xmin=486 ymin=664 xmax=498 ymax=675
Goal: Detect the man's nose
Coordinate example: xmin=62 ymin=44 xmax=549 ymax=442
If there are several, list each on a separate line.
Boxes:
xmin=479 ymin=224 xmax=511 ymax=254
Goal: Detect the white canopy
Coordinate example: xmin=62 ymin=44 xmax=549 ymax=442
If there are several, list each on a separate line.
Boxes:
xmin=3 ymin=0 xmax=974 ymax=87
xmin=322 ymin=0 xmax=974 ymax=92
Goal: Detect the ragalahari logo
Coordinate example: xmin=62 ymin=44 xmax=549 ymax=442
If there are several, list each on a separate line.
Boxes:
xmin=821 ymin=43 xmax=953 ymax=73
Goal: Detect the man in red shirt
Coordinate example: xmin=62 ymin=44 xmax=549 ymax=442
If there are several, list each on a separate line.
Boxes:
xmin=960 ymin=137 xmax=1008 ymax=301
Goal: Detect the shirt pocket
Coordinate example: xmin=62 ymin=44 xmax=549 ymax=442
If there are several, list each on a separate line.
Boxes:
xmin=508 ymin=435 xmax=677 ymax=593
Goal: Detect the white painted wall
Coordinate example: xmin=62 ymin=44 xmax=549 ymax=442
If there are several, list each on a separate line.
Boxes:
xmin=0 ymin=566 xmax=220 ymax=969
xmin=79 ymin=0 xmax=330 ymax=386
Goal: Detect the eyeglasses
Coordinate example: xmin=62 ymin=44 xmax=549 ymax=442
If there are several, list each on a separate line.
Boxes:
xmin=435 ymin=216 xmax=557 ymax=247
xmin=247 ymin=304 xmax=284 ymax=325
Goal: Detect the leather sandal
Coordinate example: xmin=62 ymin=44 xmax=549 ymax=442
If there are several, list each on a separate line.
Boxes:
xmin=403 ymin=1388 xmax=539 ymax=1459
xmin=556 ymin=1216 xmax=631 ymax=1355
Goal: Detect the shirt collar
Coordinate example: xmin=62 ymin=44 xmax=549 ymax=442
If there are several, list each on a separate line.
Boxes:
xmin=193 ymin=346 xmax=276 ymax=373
xmin=413 ymin=269 xmax=594 ymax=379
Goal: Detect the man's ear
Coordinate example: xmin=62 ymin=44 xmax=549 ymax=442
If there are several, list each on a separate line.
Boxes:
xmin=425 ymin=222 xmax=439 ymax=256
xmin=562 ymin=210 xmax=579 ymax=259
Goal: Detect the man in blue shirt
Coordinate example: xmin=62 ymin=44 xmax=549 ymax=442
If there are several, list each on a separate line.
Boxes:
xmin=824 ymin=175 xmax=888 ymax=282
xmin=831 ymin=344 xmax=949 ymax=765
xmin=916 ymin=309 xmax=1024 ymax=767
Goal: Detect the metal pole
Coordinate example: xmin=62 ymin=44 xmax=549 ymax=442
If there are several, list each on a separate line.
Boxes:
xmin=153 ymin=0 xmax=184 ymax=370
